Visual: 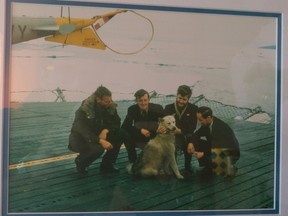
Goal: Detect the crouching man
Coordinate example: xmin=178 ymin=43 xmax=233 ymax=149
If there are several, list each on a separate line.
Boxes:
xmin=191 ymin=106 xmax=240 ymax=177
xmin=68 ymin=86 xmax=125 ymax=174
xmin=121 ymin=89 xmax=164 ymax=164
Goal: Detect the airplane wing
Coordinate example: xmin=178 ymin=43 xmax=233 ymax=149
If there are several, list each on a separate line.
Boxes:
xmin=45 ymin=27 xmax=106 ymax=50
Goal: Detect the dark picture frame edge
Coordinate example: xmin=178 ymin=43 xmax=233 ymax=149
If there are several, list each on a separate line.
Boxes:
xmin=2 ymin=0 xmax=282 ymax=215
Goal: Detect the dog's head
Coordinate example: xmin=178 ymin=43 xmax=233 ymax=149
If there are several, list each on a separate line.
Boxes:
xmin=159 ymin=115 xmax=177 ymax=132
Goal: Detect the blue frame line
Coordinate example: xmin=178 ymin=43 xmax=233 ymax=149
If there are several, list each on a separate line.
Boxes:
xmin=8 ymin=0 xmax=281 ymax=18
xmin=274 ymin=12 xmax=282 ymax=214
xmin=2 ymin=1 xmax=12 ymax=216
xmin=2 ymin=0 xmax=282 ymax=215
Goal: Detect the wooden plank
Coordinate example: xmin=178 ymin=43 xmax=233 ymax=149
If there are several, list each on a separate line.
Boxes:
xmin=6 ymin=102 xmax=276 ymax=213
xmin=8 ymin=147 xmax=272 ymax=211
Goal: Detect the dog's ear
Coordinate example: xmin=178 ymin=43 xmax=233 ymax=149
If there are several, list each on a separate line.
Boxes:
xmin=158 ymin=117 xmax=164 ymax=123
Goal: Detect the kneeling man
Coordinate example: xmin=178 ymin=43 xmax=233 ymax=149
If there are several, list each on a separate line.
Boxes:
xmin=192 ymin=106 xmax=240 ymax=176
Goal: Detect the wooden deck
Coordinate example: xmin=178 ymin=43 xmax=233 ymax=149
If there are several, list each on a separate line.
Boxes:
xmin=5 ymin=102 xmax=276 ymax=214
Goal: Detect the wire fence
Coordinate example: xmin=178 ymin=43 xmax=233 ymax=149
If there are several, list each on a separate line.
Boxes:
xmin=148 ymin=93 xmax=272 ymax=124
xmin=10 ymin=88 xmax=274 ymax=124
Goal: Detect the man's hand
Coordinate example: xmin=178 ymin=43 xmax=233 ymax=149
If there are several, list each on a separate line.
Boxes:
xmin=173 ymin=128 xmax=181 ymax=135
xmin=99 ymin=129 xmax=109 ymax=140
xmin=141 ymin=128 xmax=151 ymax=137
xmin=187 ymin=143 xmax=195 ymax=154
xmin=99 ymin=139 xmax=113 ymax=150
xmin=173 ymin=127 xmax=182 ymax=135
xmin=157 ymin=126 xmax=167 ymax=134
xmin=194 ymin=151 xmax=204 ymax=159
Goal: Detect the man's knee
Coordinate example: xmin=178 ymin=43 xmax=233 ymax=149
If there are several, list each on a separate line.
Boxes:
xmin=87 ymin=143 xmax=105 ymax=156
xmin=68 ymin=133 xmax=82 ymax=152
xmin=68 ymin=141 xmax=79 ymax=152
xmin=107 ymin=129 xmax=124 ymax=146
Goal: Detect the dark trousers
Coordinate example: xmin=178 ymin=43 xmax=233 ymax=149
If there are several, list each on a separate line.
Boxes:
xmin=123 ymin=122 xmax=157 ymax=163
xmin=175 ymin=135 xmax=193 ymax=168
xmin=123 ymin=133 xmax=150 ymax=163
xmin=194 ymin=139 xmax=212 ymax=168
xmin=68 ymin=129 xmax=124 ymax=167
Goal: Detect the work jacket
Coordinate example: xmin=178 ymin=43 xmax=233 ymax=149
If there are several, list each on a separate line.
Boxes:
xmin=70 ymin=94 xmax=121 ymax=145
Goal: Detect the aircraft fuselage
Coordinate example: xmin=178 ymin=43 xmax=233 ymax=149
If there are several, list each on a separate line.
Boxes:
xmin=12 ymin=16 xmax=96 ymax=44
xmin=12 ymin=17 xmax=57 ymax=44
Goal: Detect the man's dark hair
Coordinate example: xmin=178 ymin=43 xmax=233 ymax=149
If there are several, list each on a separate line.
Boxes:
xmin=94 ymin=86 xmax=112 ymax=99
xmin=177 ymin=85 xmax=192 ymax=98
xmin=197 ymin=106 xmax=213 ymax=118
xmin=134 ymin=89 xmax=149 ymax=100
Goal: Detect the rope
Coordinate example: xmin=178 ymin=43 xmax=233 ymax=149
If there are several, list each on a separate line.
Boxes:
xmin=95 ymin=10 xmax=154 ymax=55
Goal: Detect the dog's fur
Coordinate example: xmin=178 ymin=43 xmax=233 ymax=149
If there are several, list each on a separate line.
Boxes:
xmin=127 ymin=115 xmax=184 ymax=179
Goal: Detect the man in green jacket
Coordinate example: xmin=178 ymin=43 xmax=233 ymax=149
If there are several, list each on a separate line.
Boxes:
xmin=68 ymin=86 xmax=124 ymax=174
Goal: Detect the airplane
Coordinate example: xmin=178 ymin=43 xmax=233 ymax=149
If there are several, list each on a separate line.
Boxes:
xmin=11 ymin=9 xmax=127 ymax=50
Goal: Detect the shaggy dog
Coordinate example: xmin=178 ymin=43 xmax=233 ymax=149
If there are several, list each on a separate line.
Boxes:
xmin=127 ymin=115 xmax=184 ymax=179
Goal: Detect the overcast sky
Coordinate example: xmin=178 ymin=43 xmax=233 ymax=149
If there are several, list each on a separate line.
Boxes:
xmin=8 ymin=2 xmax=278 ymax=114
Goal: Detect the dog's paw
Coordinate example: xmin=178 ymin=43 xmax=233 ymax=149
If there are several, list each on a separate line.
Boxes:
xmin=176 ymin=174 xmax=184 ymax=179
xmin=126 ymin=163 xmax=133 ymax=175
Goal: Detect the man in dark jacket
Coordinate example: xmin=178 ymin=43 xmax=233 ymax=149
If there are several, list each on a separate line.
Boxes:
xmin=194 ymin=106 xmax=240 ymax=175
xmin=68 ymin=86 xmax=124 ymax=174
xmin=121 ymin=89 xmax=164 ymax=163
xmin=164 ymin=85 xmax=198 ymax=173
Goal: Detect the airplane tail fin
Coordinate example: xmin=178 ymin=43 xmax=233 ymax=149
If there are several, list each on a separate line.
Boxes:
xmin=44 ymin=10 xmax=128 ymax=50
xmin=45 ymin=27 xmax=106 ymax=50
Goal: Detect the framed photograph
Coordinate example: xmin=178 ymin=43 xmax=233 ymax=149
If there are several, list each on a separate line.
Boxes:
xmin=1 ymin=0 xmax=286 ymax=215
